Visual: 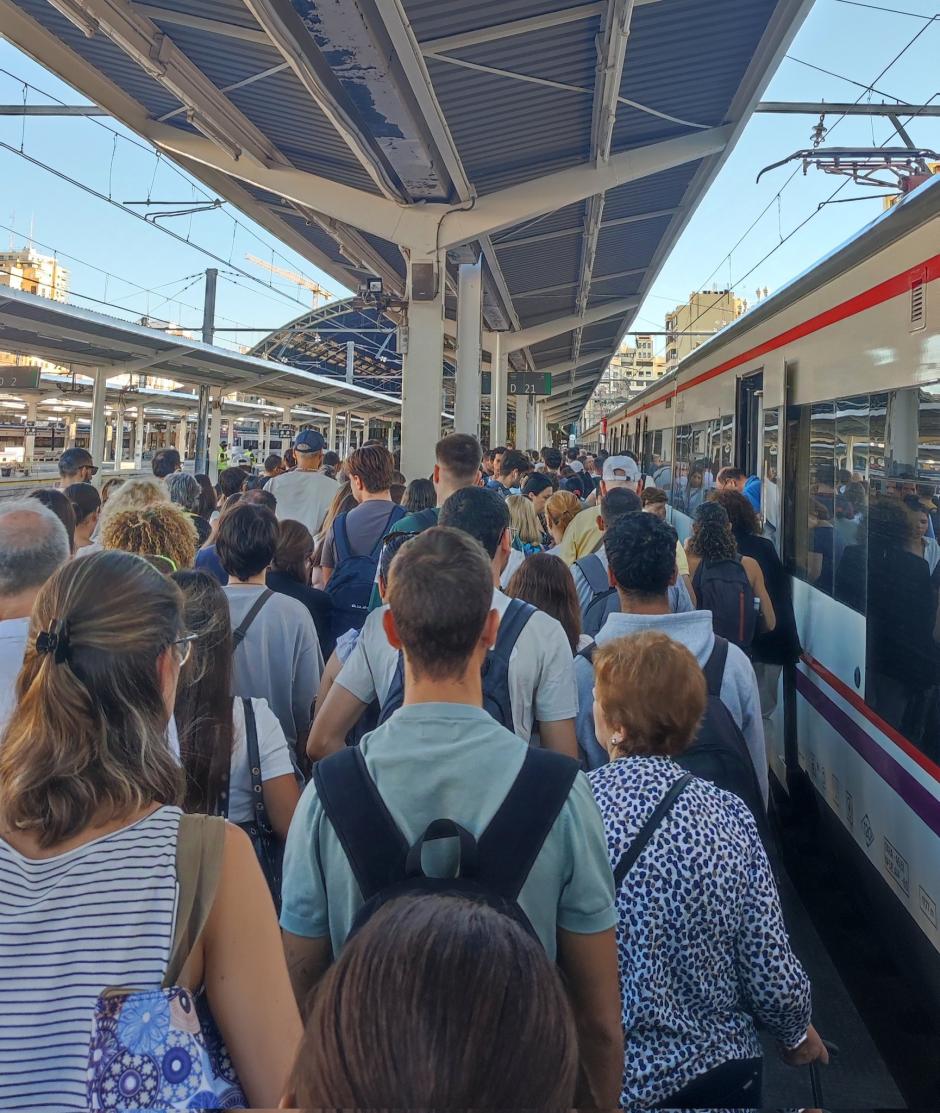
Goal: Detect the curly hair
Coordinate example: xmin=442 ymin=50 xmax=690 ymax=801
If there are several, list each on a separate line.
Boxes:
xmin=711 ymin=489 xmax=760 ymax=537
xmin=99 ymin=477 xmax=169 ymax=529
xmin=686 ymin=501 xmax=738 ymax=562
xmin=101 ymin=503 xmax=198 ymax=570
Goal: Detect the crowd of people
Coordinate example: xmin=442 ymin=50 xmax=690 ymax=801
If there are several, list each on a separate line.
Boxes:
xmin=0 ymin=431 xmax=831 ymax=1111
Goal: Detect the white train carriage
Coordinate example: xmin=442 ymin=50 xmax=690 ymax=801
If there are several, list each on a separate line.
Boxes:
xmin=588 ymin=178 xmax=940 ymax=996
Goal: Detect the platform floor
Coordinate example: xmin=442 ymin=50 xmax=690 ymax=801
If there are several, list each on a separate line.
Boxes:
xmin=760 ymin=863 xmax=904 ymax=1108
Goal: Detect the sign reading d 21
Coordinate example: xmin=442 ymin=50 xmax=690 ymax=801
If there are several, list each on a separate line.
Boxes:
xmin=0 ymin=368 xmax=41 ymax=391
xmin=480 ymin=372 xmax=551 ymax=396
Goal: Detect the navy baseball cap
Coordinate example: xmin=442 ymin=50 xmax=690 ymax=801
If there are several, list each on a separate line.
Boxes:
xmin=294 ymin=428 xmax=326 ymax=453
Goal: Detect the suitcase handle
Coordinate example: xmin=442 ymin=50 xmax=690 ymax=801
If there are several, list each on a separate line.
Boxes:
xmin=809 ymin=1040 xmax=840 ymax=1108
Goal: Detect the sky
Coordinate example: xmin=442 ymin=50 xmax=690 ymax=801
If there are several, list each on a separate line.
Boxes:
xmin=0 ymin=0 xmax=937 ymax=360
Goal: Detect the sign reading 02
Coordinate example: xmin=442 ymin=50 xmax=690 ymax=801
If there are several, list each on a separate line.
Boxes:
xmin=0 ymin=368 xmax=41 ymax=390
xmin=480 ymin=372 xmax=551 ymax=396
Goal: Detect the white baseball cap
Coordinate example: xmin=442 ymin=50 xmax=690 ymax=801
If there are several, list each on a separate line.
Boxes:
xmin=602 ymin=455 xmax=640 ymax=483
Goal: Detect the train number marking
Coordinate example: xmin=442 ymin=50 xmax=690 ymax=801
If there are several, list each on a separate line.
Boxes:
xmin=861 ymin=813 xmax=874 ymax=848
xmin=919 ymin=887 xmax=938 ymax=928
xmin=884 ymin=838 xmax=910 ymax=897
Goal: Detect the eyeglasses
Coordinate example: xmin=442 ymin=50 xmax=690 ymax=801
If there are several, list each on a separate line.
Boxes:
xmin=171 ymin=632 xmax=199 ymax=667
xmin=82 ymin=464 xmax=99 ymax=477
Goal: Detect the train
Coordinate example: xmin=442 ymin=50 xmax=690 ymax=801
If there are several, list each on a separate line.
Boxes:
xmin=583 ymin=177 xmax=940 ymax=998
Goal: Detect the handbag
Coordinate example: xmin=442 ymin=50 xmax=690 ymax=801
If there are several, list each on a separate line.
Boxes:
xmin=86 ymin=814 xmax=247 ymax=1111
xmin=219 ymin=697 xmax=284 ymax=910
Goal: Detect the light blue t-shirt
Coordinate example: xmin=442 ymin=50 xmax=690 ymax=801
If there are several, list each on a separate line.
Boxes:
xmin=280 ymin=702 xmax=616 ymax=958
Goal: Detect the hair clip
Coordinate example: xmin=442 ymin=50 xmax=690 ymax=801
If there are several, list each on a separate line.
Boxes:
xmin=35 ymin=619 xmax=70 ymax=665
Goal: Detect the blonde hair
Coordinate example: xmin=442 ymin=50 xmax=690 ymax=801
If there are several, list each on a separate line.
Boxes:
xmin=593 ymin=631 xmax=706 ymax=757
xmin=100 ymin=477 xmax=168 ymax=525
xmin=99 ymin=476 xmax=126 ymax=505
xmin=0 ymin=551 xmax=184 ymax=847
xmin=102 ymin=504 xmax=198 ymax=569
xmin=544 ymin=490 xmax=581 ymax=534
xmin=506 ymin=494 xmax=543 ymax=546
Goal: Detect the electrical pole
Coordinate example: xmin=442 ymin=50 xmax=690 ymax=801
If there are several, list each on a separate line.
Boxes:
xmin=195 ymin=268 xmax=217 ymax=474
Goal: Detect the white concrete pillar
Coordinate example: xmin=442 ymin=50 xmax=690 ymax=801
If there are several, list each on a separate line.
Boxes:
xmin=327 ymin=409 xmax=337 ymax=453
xmin=491 ymin=333 xmax=509 ymax=447
xmin=66 ymin=420 xmax=77 ymax=449
xmin=175 ymin=416 xmax=188 ymax=459
xmin=209 ymin=392 xmax=223 ymax=482
xmin=259 ymin=419 xmax=269 ymax=461
xmin=387 ymin=421 xmax=395 ymax=452
xmin=400 ymin=251 xmax=444 ymax=480
xmin=513 ymin=395 xmax=527 ymax=450
xmin=134 ymin=409 xmax=145 ymax=470
xmin=23 ymin=398 xmax=38 ymax=471
xmin=89 ymin=367 xmax=107 ymax=476
xmin=113 ymin=409 xmax=125 ymax=470
xmin=454 ymin=260 xmax=483 ymax=438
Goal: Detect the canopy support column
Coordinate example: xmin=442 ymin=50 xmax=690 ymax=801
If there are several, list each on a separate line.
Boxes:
xmin=23 ymin=398 xmax=37 ymax=472
xmin=491 ymin=333 xmax=508 ymax=448
xmin=89 ymin=367 xmax=107 ymax=477
xmin=454 ymin=259 xmax=483 ymax=439
xmin=400 ymin=250 xmax=444 ymax=480
xmin=328 ymin=408 xmax=337 ymax=453
xmin=113 ymin=408 xmax=125 ymax=470
xmin=209 ymin=392 xmax=223 ymax=482
xmin=133 ymin=409 xmax=145 ymax=470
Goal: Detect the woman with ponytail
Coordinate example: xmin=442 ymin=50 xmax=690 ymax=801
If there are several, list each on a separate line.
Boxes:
xmin=0 ymin=551 xmax=300 ymax=1110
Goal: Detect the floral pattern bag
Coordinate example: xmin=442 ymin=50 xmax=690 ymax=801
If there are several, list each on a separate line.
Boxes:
xmin=86 ymin=815 xmax=247 ymax=1111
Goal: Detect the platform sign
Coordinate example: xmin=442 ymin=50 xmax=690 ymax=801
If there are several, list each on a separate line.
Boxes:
xmin=0 ymin=368 xmax=41 ymax=391
xmin=272 ymin=425 xmax=295 ymax=438
xmin=24 ymin=422 xmax=37 ymax=435
xmin=481 ymin=372 xmax=552 ymax=396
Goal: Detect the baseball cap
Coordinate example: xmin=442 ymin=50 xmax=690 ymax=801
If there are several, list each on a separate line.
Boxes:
xmin=293 ymin=429 xmax=326 ymax=453
xmin=58 ymin=448 xmax=97 ymax=476
xmin=602 ymin=455 xmax=640 ymax=484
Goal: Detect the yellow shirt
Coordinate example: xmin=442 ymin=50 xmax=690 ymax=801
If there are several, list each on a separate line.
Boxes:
xmin=558 ymin=506 xmax=688 ymax=575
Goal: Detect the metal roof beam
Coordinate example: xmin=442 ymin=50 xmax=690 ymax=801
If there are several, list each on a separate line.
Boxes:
xmin=60 ymin=0 xmax=285 ymax=168
xmin=417 ymin=0 xmax=666 ymax=54
xmin=517 ymin=267 xmax=647 ymax=297
xmin=241 ymin=0 xmax=409 ymax=199
xmin=570 ymin=0 xmax=636 ymax=386
xmin=438 ymin=128 xmax=730 ymax=248
xmin=133 ymin=5 xmax=269 ymax=44
xmin=494 ymin=206 xmax=679 ymax=249
xmin=508 ymin=297 xmax=639 ymax=351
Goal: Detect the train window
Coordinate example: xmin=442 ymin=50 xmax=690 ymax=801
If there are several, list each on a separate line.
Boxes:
xmin=642 ymin=427 xmax=672 ymax=489
xmin=786 ymin=387 xmax=940 ymax=762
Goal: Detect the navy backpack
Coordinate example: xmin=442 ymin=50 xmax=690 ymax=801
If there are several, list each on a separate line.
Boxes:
xmin=326 ymin=505 xmax=405 ymax=641
xmin=378 ymin=598 xmax=536 ymax=729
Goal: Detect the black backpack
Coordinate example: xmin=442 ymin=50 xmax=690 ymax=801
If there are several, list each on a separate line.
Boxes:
xmin=312 ymin=745 xmax=580 ymax=937
xmin=691 ymin=558 xmax=758 ymax=650
xmin=378 ymin=598 xmax=536 ymax=729
xmin=579 ymin=637 xmax=770 ymax=845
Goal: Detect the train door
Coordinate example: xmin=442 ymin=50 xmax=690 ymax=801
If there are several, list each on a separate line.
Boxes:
xmin=736 ymin=370 xmax=764 ymax=479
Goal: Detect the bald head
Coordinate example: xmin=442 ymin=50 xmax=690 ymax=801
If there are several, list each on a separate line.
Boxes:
xmin=0 ymin=500 xmax=71 ymax=604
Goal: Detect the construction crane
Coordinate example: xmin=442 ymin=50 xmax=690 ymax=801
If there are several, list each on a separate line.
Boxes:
xmin=245 ymin=254 xmax=332 ymax=307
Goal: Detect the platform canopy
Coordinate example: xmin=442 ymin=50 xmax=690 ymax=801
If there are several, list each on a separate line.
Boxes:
xmin=1 ymin=0 xmax=812 ymax=427
xmin=0 ymin=283 xmax=408 ymax=420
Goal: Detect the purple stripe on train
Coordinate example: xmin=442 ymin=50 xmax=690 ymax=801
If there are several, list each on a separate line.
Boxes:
xmin=795 ymin=669 xmax=940 ymax=840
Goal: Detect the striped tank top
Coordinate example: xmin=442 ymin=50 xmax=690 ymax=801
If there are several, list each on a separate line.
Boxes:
xmin=0 ymin=806 xmax=182 ymax=1111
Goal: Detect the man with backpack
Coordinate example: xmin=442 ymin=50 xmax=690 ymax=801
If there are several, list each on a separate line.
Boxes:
xmin=281 ymin=526 xmax=623 ymax=1106
xmin=321 ymin=444 xmax=404 ymax=640
xmin=307 ymin=487 xmax=579 ymax=761
xmin=574 ymin=513 xmax=767 ymax=812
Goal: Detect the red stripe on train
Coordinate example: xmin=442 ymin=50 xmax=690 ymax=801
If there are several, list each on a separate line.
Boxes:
xmin=618 ymin=253 xmax=940 ymax=423
xmin=802 ymin=653 xmax=940 ymax=786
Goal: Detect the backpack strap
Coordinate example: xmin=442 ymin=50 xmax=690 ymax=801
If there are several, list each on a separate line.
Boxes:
xmin=583 ymin=587 xmax=617 ymax=637
xmin=332 ymin=511 xmax=352 ymax=565
xmin=232 ymin=588 xmax=274 ymax=649
xmin=476 ymin=749 xmax=580 ymax=901
xmin=578 ymin=641 xmax=597 ymax=664
xmin=313 ymin=746 xmax=408 ymax=901
xmin=613 ymin=773 xmax=693 ymax=889
xmin=377 ymin=651 xmax=406 ymax=725
xmin=369 ymin=505 xmax=406 ymax=558
xmin=575 ymin=553 xmax=610 ymax=596
xmin=702 ymin=636 xmax=729 ymax=698
xmin=242 ymin=697 xmax=270 ymax=834
xmin=493 ymin=598 xmax=536 ymax=657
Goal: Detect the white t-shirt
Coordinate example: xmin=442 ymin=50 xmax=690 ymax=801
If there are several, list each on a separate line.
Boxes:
xmin=0 ymin=617 xmax=29 ymax=733
xmin=335 ymin=588 xmax=578 ymax=742
xmin=499 ymin=547 xmax=524 ymax=589
xmin=229 ymin=696 xmax=295 ymax=823
xmin=264 ymin=469 xmax=337 ymax=537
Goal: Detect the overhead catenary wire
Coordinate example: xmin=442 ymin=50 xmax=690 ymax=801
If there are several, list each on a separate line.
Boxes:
xmin=0 ymin=66 xmax=332 ymax=309
xmin=681 ymin=13 xmax=937 ymax=336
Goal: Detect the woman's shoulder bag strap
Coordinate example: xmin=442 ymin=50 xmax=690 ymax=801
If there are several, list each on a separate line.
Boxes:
xmin=613 ymin=773 xmax=693 ymax=889
xmin=163 ymin=813 xmax=226 ymax=988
